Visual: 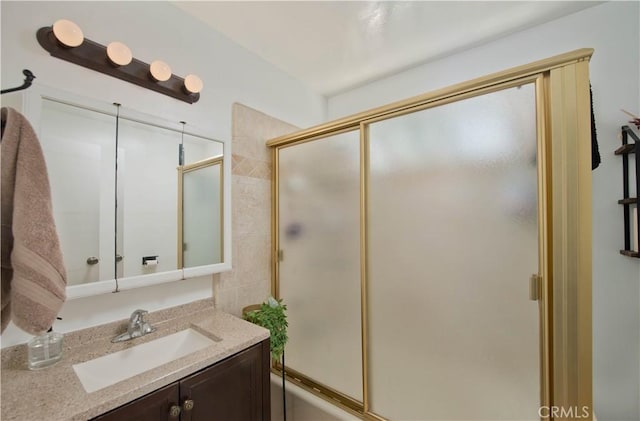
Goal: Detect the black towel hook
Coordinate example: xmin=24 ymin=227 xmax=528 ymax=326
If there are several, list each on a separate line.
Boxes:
xmin=1 ymin=69 xmax=36 ymax=95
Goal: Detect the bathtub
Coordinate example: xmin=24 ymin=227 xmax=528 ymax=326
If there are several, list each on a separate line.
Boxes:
xmin=270 ymin=373 xmax=359 ymax=421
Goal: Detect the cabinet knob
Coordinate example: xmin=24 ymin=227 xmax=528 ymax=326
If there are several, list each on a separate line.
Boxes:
xmin=183 ymin=399 xmax=195 ymax=411
xmin=169 ymin=405 xmax=181 ymax=418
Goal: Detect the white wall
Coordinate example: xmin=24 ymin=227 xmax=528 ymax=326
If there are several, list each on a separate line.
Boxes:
xmin=0 ymin=1 xmax=325 ymax=347
xmin=328 ymin=2 xmax=640 ymax=420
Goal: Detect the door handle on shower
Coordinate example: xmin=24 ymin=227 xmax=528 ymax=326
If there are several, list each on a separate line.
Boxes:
xmin=529 ymin=274 xmax=541 ymax=301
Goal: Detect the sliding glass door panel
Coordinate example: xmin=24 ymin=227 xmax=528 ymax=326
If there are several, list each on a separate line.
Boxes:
xmin=367 ymin=84 xmax=539 ymax=420
xmin=278 ymin=131 xmax=363 ymax=402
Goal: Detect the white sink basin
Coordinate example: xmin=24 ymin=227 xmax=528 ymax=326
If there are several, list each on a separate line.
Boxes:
xmin=73 ymin=328 xmax=217 ymax=393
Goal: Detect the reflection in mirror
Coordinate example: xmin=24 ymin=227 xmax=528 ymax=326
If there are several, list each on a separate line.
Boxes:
xmin=182 ymin=132 xmax=224 ymax=165
xmin=39 ymin=98 xmax=116 ymax=286
xmin=116 ymin=117 xmax=182 ymax=278
xmin=179 ymin=156 xmax=223 ymax=268
xmin=179 ymin=133 xmax=224 ymax=269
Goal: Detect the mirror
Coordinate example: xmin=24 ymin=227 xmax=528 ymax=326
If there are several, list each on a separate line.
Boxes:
xmin=25 ymin=86 xmax=230 ymax=298
xmin=116 ymin=115 xmax=182 ymax=280
xmin=180 ymin=132 xmax=224 ymax=268
xmin=39 ymin=98 xmax=117 ymax=286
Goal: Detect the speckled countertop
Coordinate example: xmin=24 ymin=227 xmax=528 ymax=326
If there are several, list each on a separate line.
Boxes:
xmin=1 ymin=299 xmax=269 ymax=421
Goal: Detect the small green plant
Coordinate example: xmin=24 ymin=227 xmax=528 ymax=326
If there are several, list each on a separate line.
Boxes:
xmin=243 ymin=297 xmax=288 ymax=360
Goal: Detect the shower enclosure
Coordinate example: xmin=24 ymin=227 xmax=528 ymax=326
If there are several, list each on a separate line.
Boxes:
xmin=269 ymin=50 xmax=593 ymax=420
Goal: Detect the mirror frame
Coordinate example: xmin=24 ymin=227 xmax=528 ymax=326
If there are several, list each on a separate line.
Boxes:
xmin=22 ymin=85 xmax=232 ymax=299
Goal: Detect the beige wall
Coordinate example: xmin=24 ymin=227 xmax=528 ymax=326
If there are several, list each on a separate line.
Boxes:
xmin=213 ymin=103 xmax=297 ymax=316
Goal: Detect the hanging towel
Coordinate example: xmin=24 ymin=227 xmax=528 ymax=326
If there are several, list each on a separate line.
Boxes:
xmin=1 ymin=107 xmax=67 ymax=335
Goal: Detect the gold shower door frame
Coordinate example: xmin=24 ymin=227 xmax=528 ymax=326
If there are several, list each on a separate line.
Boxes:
xmin=268 ymin=49 xmax=593 ymax=421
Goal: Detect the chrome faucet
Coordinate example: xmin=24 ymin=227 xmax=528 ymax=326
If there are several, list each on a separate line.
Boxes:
xmin=111 ymin=309 xmax=157 ymax=343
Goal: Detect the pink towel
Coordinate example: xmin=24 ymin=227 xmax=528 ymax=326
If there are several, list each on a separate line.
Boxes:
xmin=1 ymin=107 xmax=67 ymax=335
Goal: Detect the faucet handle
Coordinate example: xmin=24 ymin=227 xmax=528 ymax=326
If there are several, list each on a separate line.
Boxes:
xmin=113 ymin=309 xmax=154 ymax=342
xmin=130 ymin=309 xmax=148 ymax=321
xmin=127 ymin=309 xmax=149 ymax=336
xmin=132 ymin=309 xmax=156 ymax=335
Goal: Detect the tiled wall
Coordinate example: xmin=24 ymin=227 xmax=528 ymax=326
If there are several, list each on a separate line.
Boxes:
xmin=213 ymin=103 xmax=298 ymax=316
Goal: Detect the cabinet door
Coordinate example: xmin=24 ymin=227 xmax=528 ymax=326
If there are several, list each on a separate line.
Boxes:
xmin=91 ymin=383 xmax=180 ymax=421
xmin=179 ymin=341 xmax=269 ymax=421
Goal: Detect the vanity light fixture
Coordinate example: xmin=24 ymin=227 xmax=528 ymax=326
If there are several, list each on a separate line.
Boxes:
xmin=106 ymin=42 xmax=133 ymax=66
xmin=37 ymin=20 xmax=201 ymax=104
xmin=149 ymin=60 xmax=172 ymax=82
xmin=184 ymin=74 xmax=204 ymax=94
xmin=52 ymin=19 xmax=84 ymax=47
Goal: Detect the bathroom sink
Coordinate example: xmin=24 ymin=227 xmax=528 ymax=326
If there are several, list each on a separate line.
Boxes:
xmin=73 ymin=328 xmax=218 ymax=393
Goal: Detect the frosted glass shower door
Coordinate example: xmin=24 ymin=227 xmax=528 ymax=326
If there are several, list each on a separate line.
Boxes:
xmin=367 ymin=84 xmax=540 ymax=420
xmin=278 ymin=130 xmax=363 ymax=403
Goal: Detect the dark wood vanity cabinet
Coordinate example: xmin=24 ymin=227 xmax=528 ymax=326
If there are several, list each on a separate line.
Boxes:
xmin=92 ymin=383 xmax=180 ymax=421
xmin=180 ymin=340 xmax=268 ymax=421
xmin=92 ymin=339 xmax=270 ymax=421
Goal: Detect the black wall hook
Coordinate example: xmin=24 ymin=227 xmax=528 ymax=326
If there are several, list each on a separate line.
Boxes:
xmin=1 ymin=69 xmax=36 ymax=95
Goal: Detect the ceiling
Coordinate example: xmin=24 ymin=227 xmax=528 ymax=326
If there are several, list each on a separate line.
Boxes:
xmin=174 ymin=1 xmax=602 ymax=96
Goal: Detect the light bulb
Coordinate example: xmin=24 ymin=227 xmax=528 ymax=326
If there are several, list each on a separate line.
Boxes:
xmin=149 ymin=60 xmax=171 ymax=82
xmin=106 ymin=42 xmax=132 ymax=66
xmin=184 ymin=74 xmax=203 ymax=94
xmin=52 ymin=19 xmax=84 ymax=47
